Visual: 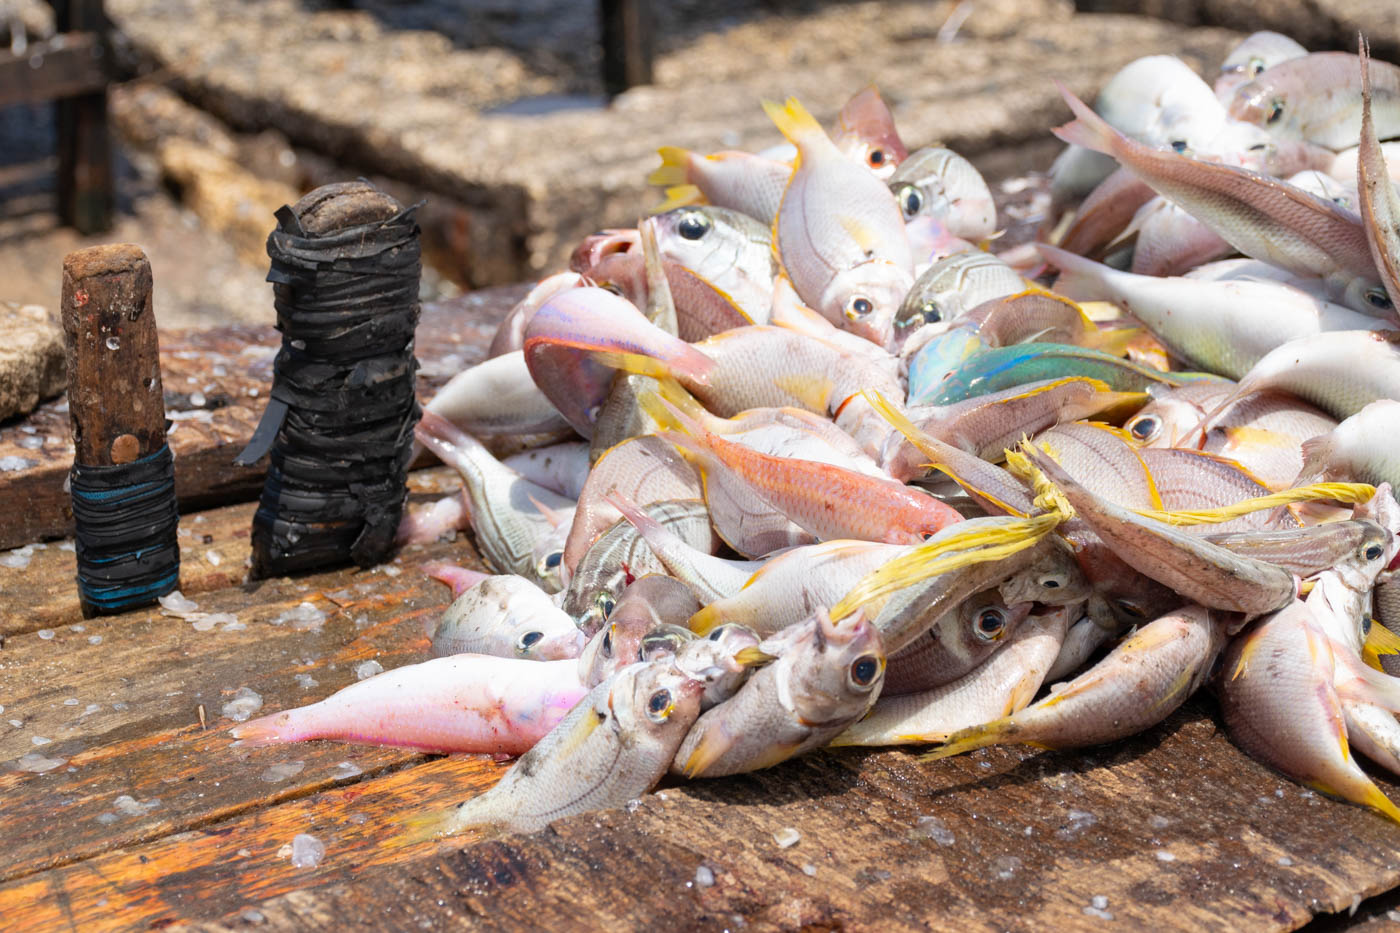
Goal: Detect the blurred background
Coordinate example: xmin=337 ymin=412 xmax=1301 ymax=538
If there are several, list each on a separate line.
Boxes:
xmin=1 ymin=0 xmax=1396 ymax=329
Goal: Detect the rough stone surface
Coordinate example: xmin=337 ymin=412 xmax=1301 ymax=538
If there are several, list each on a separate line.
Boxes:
xmin=0 ymin=302 xmax=65 ymax=423
xmin=1079 ymin=0 xmax=1400 ymax=61
xmin=104 ymin=0 xmax=1241 ymax=280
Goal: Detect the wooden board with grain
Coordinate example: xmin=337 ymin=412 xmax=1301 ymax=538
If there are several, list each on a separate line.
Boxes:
xmin=0 ymin=285 xmax=527 ymax=551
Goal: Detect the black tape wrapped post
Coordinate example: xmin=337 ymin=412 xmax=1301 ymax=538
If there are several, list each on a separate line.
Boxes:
xmin=236 ymin=182 xmax=422 ymax=577
xmin=61 ymin=245 xmax=181 ymax=617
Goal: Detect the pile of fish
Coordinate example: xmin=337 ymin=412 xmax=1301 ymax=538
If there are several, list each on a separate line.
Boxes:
xmin=232 ymin=31 xmax=1400 ymax=838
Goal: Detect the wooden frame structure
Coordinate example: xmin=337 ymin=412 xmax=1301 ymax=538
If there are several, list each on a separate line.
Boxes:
xmin=0 ymin=0 xmax=113 ymax=233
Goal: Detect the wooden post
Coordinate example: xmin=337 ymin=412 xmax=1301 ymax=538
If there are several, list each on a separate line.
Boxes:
xmin=54 ymin=0 xmax=113 ymax=234
xmin=599 ymin=0 xmax=654 ymax=97
xmin=60 ymin=245 xmax=165 ymax=468
xmin=61 ymin=244 xmax=176 ymax=617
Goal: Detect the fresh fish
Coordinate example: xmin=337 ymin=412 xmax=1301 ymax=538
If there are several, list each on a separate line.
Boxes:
xmin=488 ymin=272 xmax=586 ymax=359
xmin=894 ymin=251 xmax=1025 ymax=340
xmin=421 ymin=560 xmax=489 ymax=598
xmin=1218 ymin=598 xmax=1400 ymax=824
xmin=687 ymin=539 xmax=907 ymax=637
xmin=997 ymin=544 xmax=1091 ymax=607
xmin=416 ymin=412 xmax=578 ymax=588
xmin=420 ymin=661 xmax=706 ymax=836
xmin=1127 ymin=197 xmax=1234 ymax=277
xmin=1044 ymin=611 xmax=1112 ymax=683
xmin=1096 ymin=55 xmax=1227 ymax=153
xmin=577 ymin=575 xmax=701 ymax=687
xmin=1056 ymin=83 xmax=1391 ymax=316
xmin=425 ymin=350 xmax=571 ymax=437
xmin=1296 ymin=400 xmax=1400 ymax=489
xmin=1229 ymin=52 xmax=1400 ymax=150
xmin=432 ymin=574 xmax=584 ymax=661
xmin=564 ymin=434 xmax=703 ymax=574
xmin=1358 ymin=42 xmax=1400 ymax=316
xmin=1138 ymin=447 xmax=1288 ymax=534
xmin=1042 ymin=243 xmax=1380 ymax=380
xmin=658 ymin=403 xmax=963 ymax=546
xmin=648 ymin=147 xmax=790 ymax=224
xmin=832 ymin=85 xmax=908 ymax=178
xmin=649 ymin=206 xmax=778 ymax=326
xmin=231 ymin=655 xmax=587 ymax=756
xmin=1195 ymin=330 xmax=1400 ymax=432
xmin=560 ymin=498 xmax=716 ymax=635
xmin=522 ymin=286 xmax=715 ymax=438
xmin=673 ymin=622 xmax=762 ymax=709
xmin=1023 ymin=444 xmax=1297 ymax=623
xmin=927 ymin=342 xmax=1184 ymax=407
xmin=835 ymin=604 xmax=1070 ymax=746
xmin=766 ymin=97 xmax=914 ymax=347
xmin=674 ymin=608 xmax=885 ymax=777
xmin=1202 ymin=520 xmax=1388 ymax=578
xmin=1215 ymin=31 xmax=1309 ymax=105
xmin=894 ymin=377 xmax=1145 ymax=468
xmin=927 ymin=605 xmax=1227 ymax=757
xmin=1127 ymin=381 xmax=1336 ymax=489
xmin=882 ymin=590 xmax=1034 ymax=696
xmin=889 ymin=147 xmax=996 ymax=243
xmin=502 ymin=442 xmax=593 ymax=501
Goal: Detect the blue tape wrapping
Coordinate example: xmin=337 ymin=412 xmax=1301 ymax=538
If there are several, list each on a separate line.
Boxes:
xmin=69 ymin=444 xmax=180 ymax=612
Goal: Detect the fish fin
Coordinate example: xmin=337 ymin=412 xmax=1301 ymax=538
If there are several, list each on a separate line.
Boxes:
xmin=919 ymin=720 xmax=1011 ymax=761
xmin=1298 ymin=433 xmax=1334 ymax=479
xmin=590 ymin=349 xmax=678 ymax=382
xmin=1005 ymin=670 xmax=1044 ymax=714
xmin=1084 ymin=324 xmax=1146 ymax=359
xmin=681 ymin=728 xmax=733 ymax=778
xmin=1365 ymin=622 xmax=1400 ymax=671
xmin=763 ymin=97 xmax=825 ymax=150
xmin=652 ymin=184 xmax=704 ymax=213
xmin=399 ymin=805 xmax=487 ymax=844
xmin=638 ymin=218 xmax=679 ymax=335
xmin=773 ymin=372 xmax=835 ymax=411
xmin=647 ymin=147 xmax=692 ymax=188
xmin=525 ymin=493 xmax=569 ymax=529
xmin=1050 ymin=82 xmax=1122 ymax=159
xmin=840 ymin=215 xmax=881 ymax=254
xmin=1335 ymin=650 xmax=1400 ymax=714
xmin=733 ymin=645 xmax=778 ymax=667
xmin=1130 ymin=482 xmax=1376 ymax=527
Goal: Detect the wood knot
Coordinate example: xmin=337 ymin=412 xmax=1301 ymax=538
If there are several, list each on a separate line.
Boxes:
xmin=110 ymin=434 xmax=140 ymax=464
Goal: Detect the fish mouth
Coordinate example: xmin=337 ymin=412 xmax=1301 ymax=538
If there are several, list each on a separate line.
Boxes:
xmin=571 ymin=229 xmax=641 ymax=272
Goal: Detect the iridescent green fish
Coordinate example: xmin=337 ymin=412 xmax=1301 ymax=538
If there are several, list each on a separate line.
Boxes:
xmin=922 ymin=342 xmax=1192 ymax=407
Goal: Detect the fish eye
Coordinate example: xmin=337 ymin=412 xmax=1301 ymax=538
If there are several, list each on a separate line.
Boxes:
xmin=844 ymin=295 xmax=875 ymax=320
xmin=868 ymin=148 xmax=886 ymax=167
xmin=1115 ymin=599 xmax=1148 ymax=620
xmin=1248 ymin=56 xmax=1267 ymax=77
xmin=594 ymin=591 xmax=616 ymax=619
xmin=708 ymin=626 xmax=727 ymax=641
xmin=676 ymin=210 xmax=711 ymax=240
xmin=1266 ymin=98 xmax=1285 ymax=125
xmin=599 ymin=281 xmax=625 ymax=296
xmin=1365 ymin=287 xmax=1394 ymax=311
xmin=1125 ymin=413 xmax=1162 ymax=444
xmin=849 ymin=654 xmax=881 ymax=688
xmin=645 ymin=688 xmax=674 ymax=722
xmin=917 ymin=300 xmax=941 ymax=324
xmin=536 ymin=550 xmax=564 ymax=577
xmin=1247 ymin=142 xmax=1269 ymax=152
xmin=895 ymin=183 xmax=924 ymax=220
xmin=1037 ymin=572 xmax=1067 ymax=590
xmin=517 ymin=630 xmax=544 ymax=652
xmin=1169 ymin=140 xmax=1188 ymax=154
xmin=973 ymin=607 xmax=1007 ymax=642
xmin=602 ymin=626 xmax=614 ymax=656
xmin=1364 ymin=543 xmax=1385 ymax=562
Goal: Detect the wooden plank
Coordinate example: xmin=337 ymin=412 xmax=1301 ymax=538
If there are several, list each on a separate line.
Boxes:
xmin=11 ymin=701 xmax=1400 ymax=931
xmin=54 ymin=1 xmax=112 ymax=234
xmin=0 ymin=286 xmax=527 ymax=552
xmin=0 ymin=524 xmax=480 ymax=884
xmin=0 ymin=465 xmax=462 ymax=637
xmin=0 ymin=34 xmax=107 ymax=109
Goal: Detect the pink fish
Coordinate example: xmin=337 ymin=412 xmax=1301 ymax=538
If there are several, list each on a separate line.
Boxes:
xmin=230 ymin=655 xmax=587 ymax=756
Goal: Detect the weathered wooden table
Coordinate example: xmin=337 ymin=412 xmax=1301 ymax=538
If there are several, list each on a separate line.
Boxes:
xmin=3 ymin=287 xmax=1400 ymax=932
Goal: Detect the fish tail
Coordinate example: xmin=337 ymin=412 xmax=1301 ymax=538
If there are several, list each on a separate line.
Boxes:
xmin=420 ymin=560 xmax=489 ymax=597
xmin=1364 ymin=622 xmax=1400 ymax=671
xmin=227 ymin=711 xmax=300 ymax=747
xmin=1050 ymin=82 xmax=1120 ymax=158
xmin=920 ymin=720 xmax=1011 ymax=761
xmin=1363 ymin=781 xmax=1400 ymax=826
xmin=1036 ymin=243 xmax=1111 ymax=301
xmin=1084 ymin=323 xmax=1146 ymax=359
xmin=763 ymin=97 xmax=825 ymax=148
xmin=399 ymin=806 xmax=472 ymax=845
xmin=652 ymin=185 xmax=704 ymax=213
xmin=647 ymin=147 xmax=692 ymax=187
xmin=688 ymin=603 xmax=725 ymax=635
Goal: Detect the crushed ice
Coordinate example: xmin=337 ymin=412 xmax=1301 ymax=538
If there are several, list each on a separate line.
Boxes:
xmin=354 ymin=660 xmax=383 ymax=681
xmin=917 ymin=815 xmax=955 ymax=846
xmin=773 ymin=827 xmax=800 ymax=848
xmin=222 ymin=687 xmax=263 ymax=722
xmin=260 ymin=761 xmax=306 ymax=783
xmin=0 ymin=546 xmax=34 ymax=569
xmin=290 ymin=833 xmax=325 ymax=869
xmin=273 ymin=602 xmax=327 ymax=632
xmin=15 ymin=752 xmax=67 ymax=773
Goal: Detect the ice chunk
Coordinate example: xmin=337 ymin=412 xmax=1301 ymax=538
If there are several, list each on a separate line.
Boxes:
xmin=273 ymin=602 xmax=327 ymax=632
xmin=159 ymin=591 xmax=200 ymax=616
xmin=354 ymin=660 xmax=383 ymax=681
xmin=0 ymin=546 xmax=34 ymax=569
xmin=14 ymin=753 xmax=66 ymax=773
xmin=260 ymin=761 xmax=306 ymax=783
xmin=290 ymin=833 xmax=325 ymax=869
xmin=917 ymin=815 xmax=955 ymax=846
xmin=773 ymin=827 xmax=800 ymax=848
xmin=222 ymin=687 xmax=263 ymax=722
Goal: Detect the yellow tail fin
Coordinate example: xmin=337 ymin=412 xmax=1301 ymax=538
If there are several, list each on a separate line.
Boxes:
xmin=1364 ymin=620 xmax=1400 ymax=670
xmin=1130 ymin=482 xmax=1376 ymax=527
xmin=647 ymin=146 xmax=692 ymax=187
xmin=919 ymin=721 xmax=1010 ymax=761
xmin=652 ymin=184 xmax=704 ymax=213
xmin=762 ymin=97 xmax=825 ymax=148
